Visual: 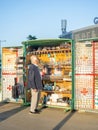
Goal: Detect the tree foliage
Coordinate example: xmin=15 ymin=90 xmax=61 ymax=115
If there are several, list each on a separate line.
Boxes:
xmin=27 ymin=35 xmax=37 ymax=40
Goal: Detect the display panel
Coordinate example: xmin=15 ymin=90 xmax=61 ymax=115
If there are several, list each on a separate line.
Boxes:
xmin=2 ymin=47 xmax=24 ymax=102
xmin=75 ymin=40 xmax=98 ymax=111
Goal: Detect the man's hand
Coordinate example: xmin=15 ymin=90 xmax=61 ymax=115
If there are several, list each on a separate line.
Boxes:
xmin=33 ymin=89 xmax=38 ymax=92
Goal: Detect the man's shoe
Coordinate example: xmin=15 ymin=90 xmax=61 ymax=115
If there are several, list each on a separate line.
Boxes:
xmin=29 ymin=111 xmax=40 ymax=114
xmin=35 ymin=109 xmax=41 ymax=112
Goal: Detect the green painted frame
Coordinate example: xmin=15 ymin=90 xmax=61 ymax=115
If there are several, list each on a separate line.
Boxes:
xmin=22 ymin=39 xmax=75 ymax=110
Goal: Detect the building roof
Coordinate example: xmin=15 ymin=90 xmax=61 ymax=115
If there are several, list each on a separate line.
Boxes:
xmin=72 ymin=24 xmax=98 ymax=33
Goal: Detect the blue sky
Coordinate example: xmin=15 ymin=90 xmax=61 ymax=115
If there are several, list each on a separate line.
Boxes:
xmin=0 ymin=0 xmax=98 ymax=47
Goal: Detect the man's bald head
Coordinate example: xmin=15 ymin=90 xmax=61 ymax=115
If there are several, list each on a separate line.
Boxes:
xmin=30 ymin=55 xmax=40 ymax=65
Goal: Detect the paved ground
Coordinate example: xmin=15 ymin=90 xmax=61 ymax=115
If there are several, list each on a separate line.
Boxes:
xmin=0 ymin=102 xmax=98 ymax=130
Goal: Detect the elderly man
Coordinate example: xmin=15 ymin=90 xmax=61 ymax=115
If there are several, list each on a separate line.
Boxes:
xmin=27 ymin=55 xmax=43 ymax=114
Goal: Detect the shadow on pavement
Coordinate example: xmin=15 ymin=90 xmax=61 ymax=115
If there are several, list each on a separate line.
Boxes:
xmin=53 ymin=110 xmax=76 ymax=130
xmin=0 ymin=102 xmax=9 ymax=107
xmin=0 ymin=104 xmax=27 ymax=122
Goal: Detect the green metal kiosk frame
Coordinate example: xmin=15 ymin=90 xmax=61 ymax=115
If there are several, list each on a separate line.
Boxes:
xmin=22 ymin=39 xmax=75 ymax=111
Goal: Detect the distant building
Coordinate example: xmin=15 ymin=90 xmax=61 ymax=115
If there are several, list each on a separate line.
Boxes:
xmin=59 ymin=21 xmax=98 ymax=41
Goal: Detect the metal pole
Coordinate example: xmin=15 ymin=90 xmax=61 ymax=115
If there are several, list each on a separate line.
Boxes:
xmin=0 ymin=40 xmax=6 ymax=79
xmin=0 ymin=40 xmax=6 ymax=100
xmin=71 ymin=40 xmax=75 ymax=111
xmin=0 ymin=40 xmax=1 ymax=84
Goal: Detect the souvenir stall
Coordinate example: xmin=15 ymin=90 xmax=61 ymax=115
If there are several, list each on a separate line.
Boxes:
xmin=22 ymin=39 xmax=74 ymax=110
xmin=75 ymin=38 xmax=98 ymax=112
xmin=1 ymin=47 xmax=24 ymax=102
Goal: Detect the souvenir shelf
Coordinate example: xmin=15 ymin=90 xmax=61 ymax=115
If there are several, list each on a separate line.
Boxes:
xmin=22 ymin=39 xmax=73 ymax=109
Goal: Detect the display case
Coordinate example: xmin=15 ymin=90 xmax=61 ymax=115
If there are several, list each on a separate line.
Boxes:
xmin=1 ymin=46 xmax=24 ymax=102
xmin=22 ymin=39 xmax=74 ymax=110
xmin=74 ymin=38 xmax=98 ymax=112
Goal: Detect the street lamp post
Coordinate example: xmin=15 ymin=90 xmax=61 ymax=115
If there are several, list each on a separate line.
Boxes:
xmin=0 ymin=40 xmax=6 ymax=89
